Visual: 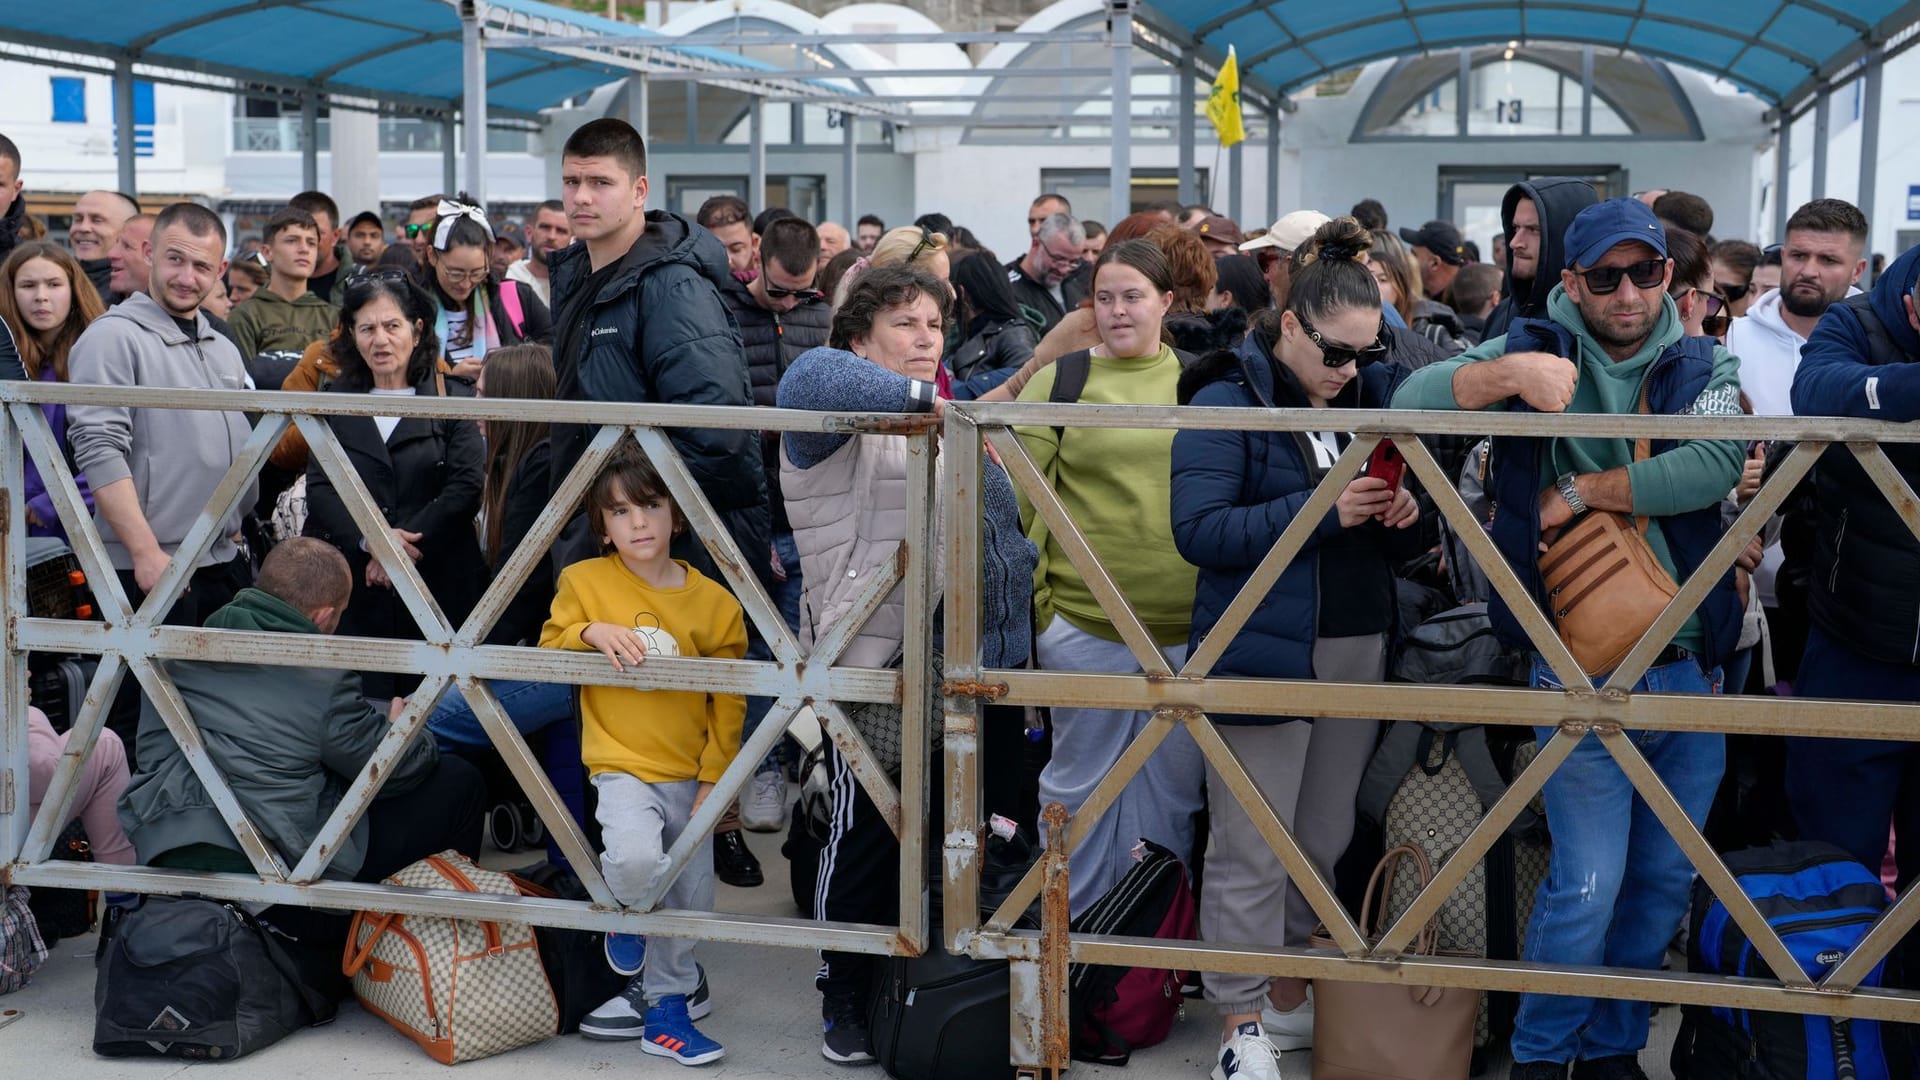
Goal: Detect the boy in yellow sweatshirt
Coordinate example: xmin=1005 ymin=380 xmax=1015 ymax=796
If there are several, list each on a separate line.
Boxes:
xmin=539 ymin=445 xmax=746 ymax=1065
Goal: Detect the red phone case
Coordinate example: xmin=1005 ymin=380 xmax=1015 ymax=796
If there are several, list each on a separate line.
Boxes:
xmin=1365 ymin=439 xmax=1404 ymax=489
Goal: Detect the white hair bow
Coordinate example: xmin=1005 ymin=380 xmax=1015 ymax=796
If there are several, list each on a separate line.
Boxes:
xmin=432 ymin=199 xmax=494 ymax=251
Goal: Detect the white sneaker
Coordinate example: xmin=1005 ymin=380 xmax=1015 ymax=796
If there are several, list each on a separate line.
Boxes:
xmin=740 ymin=770 xmax=789 ymax=832
xmin=1212 ymin=1021 xmax=1286 ymax=1080
xmin=1259 ymin=987 xmax=1313 ymax=1052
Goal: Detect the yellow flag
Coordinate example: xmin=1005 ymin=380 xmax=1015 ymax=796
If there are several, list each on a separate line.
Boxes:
xmin=1206 ymin=46 xmax=1245 ymax=148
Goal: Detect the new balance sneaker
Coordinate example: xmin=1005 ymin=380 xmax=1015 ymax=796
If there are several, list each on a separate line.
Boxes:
xmin=740 ymin=769 xmax=790 ymax=832
xmin=821 ymin=993 xmax=876 ymax=1065
xmin=640 ymin=994 xmax=724 ymax=1066
xmin=1212 ymin=1021 xmax=1285 ymax=1080
xmin=604 ymin=931 xmax=646 ymax=977
xmin=579 ymin=965 xmax=712 ymax=1040
xmin=1258 ymin=986 xmax=1313 ymax=1051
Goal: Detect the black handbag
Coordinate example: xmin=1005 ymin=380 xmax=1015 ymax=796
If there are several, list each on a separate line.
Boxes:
xmin=94 ymin=895 xmax=335 ymax=1059
xmin=27 ymin=819 xmax=96 ymax=946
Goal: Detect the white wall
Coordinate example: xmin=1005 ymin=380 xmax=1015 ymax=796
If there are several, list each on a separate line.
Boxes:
xmin=1777 ymin=48 xmax=1920 ymax=260
xmin=0 ymin=60 xmax=229 ymax=199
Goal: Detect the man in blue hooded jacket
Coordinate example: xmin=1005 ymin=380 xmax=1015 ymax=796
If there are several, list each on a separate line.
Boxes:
xmin=1394 ymin=198 xmax=1744 ymax=1080
xmin=1786 ymin=242 xmax=1920 ymax=897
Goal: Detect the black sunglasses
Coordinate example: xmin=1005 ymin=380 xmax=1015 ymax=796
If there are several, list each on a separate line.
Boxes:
xmin=908 ymin=226 xmax=939 ymax=265
xmin=1715 ymin=279 xmax=1751 ymax=303
xmin=764 ymin=283 xmax=825 ymax=302
xmin=1698 ymin=290 xmax=1732 ymax=337
xmin=1576 ymin=257 xmax=1666 ymax=296
xmin=1295 ymin=310 xmax=1390 ymax=368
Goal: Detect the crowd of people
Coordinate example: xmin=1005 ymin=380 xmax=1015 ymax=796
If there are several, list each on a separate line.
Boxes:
xmin=0 ymin=113 xmax=1914 ymax=1080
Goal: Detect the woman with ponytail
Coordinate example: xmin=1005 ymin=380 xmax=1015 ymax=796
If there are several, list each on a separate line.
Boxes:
xmin=422 ymin=196 xmax=552 ymax=378
xmin=1169 ymin=217 xmax=1424 ymax=1078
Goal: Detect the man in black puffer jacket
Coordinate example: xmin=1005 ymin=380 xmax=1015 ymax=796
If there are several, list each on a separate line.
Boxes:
xmin=546 ymin=119 xmax=771 ymax=595
xmin=0 ymin=132 xmax=25 ymax=264
xmin=1785 ymin=241 xmax=1920 ymax=902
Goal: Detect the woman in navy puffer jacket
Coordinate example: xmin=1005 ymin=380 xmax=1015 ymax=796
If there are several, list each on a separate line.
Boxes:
xmin=1168 ymin=217 xmax=1425 ymax=1076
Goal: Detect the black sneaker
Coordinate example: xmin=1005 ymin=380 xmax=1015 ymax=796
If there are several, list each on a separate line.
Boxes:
xmin=715 ymin=830 xmax=764 ymax=888
xmin=1571 ymin=1055 xmax=1650 ymax=1080
xmin=821 ymin=993 xmax=876 ymax=1066
xmin=1510 ymin=1062 xmax=1569 ymax=1080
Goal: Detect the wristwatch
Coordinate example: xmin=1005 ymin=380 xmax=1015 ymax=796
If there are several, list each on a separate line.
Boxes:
xmin=1555 ymin=472 xmax=1588 ymax=517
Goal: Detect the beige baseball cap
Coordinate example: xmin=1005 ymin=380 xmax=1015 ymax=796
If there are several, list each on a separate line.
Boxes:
xmin=1240 ymin=209 xmax=1331 ymax=254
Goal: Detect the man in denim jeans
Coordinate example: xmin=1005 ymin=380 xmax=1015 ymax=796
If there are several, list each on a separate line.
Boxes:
xmin=1394 ymin=198 xmax=1745 ymax=1080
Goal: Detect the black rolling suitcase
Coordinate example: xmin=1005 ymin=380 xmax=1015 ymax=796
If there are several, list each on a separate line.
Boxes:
xmin=869 ymin=828 xmax=1039 ymax=1080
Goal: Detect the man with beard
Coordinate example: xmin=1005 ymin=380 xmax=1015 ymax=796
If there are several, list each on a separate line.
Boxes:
xmin=1395 ymin=198 xmax=1743 ymax=1080
xmin=68 ymin=189 xmax=139 ymax=301
xmin=1725 ymin=198 xmax=1867 ymax=688
xmin=1006 ymin=212 xmax=1087 ymax=334
xmin=1485 ymin=178 xmax=1600 ymax=341
xmin=504 ymin=199 xmax=571 ymax=306
xmin=68 ymin=202 xmax=259 ymax=754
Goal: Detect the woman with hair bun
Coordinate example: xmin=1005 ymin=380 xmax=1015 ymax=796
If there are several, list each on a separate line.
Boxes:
xmin=1169 ymin=216 xmax=1424 ymax=1079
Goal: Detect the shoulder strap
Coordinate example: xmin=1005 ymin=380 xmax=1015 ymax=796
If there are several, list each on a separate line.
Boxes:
xmin=1632 ymin=377 xmax=1652 ymax=534
xmin=499 ymin=280 xmax=526 ymax=338
xmin=1049 ymin=349 xmax=1093 ymax=440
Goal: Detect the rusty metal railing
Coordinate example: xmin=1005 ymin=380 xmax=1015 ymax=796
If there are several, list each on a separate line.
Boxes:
xmin=939 ymin=402 xmax=1920 ymax=1075
xmin=0 ymin=382 xmax=936 ymax=959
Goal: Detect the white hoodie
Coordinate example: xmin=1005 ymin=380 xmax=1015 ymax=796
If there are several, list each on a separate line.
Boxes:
xmin=1724 ymin=285 xmax=1860 ymax=605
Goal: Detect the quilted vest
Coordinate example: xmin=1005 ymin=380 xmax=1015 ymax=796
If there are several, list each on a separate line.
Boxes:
xmin=781 ymin=433 xmax=945 ymax=669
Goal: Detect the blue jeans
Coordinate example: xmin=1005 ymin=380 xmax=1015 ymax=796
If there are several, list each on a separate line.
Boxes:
xmin=1513 ymin=655 xmax=1725 ymax=1066
xmin=427 ymin=679 xmax=575 ymax=751
xmin=739 ymin=531 xmax=807 ymax=775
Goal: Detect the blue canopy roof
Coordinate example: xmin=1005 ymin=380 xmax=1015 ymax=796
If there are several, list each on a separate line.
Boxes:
xmin=1146 ymin=0 xmax=1920 ymax=106
xmin=0 ymin=0 xmax=811 ymax=118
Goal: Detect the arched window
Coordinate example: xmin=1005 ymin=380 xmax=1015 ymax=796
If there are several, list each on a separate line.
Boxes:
xmin=1354 ymin=46 xmax=1703 ymax=141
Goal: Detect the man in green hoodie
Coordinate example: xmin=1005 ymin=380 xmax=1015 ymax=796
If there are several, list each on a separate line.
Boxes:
xmin=118 ymin=538 xmax=483 ymax=993
xmin=227 ymin=206 xmax=338 ymax=369
xmin=1393 ymin=198 xmax=1744 ymax=1080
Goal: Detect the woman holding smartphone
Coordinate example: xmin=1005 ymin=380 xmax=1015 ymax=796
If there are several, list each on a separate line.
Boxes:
xmin=1169 ymin=217 xmax=1422 ymax=1078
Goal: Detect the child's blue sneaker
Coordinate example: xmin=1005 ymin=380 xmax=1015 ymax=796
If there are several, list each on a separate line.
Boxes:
xmin=604 ymin=931 xmax=646 ymax=977
xmin=641 ymin=994 xmax=724 ymax=1066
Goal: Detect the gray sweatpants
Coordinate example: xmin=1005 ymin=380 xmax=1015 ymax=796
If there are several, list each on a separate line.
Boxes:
xmin=1200 ymin=633 xmax=1385 ymax=1014
xmin=1035 ymin=616 xmax=1205 ymax=917
xmin=592 ymin=772 xmax=711 ymax=1004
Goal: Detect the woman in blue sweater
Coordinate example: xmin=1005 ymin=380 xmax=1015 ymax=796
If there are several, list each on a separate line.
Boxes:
xmin=1170 ymin=217 xmax=1423 ymax=1080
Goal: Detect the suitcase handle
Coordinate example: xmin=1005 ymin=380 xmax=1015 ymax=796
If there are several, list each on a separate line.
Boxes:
xmin=342 ymin=910 xmax=401 ymax=978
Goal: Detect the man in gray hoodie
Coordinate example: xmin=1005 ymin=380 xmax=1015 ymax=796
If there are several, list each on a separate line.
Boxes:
xmin=67 ymin=202 xmax=259 ymax=759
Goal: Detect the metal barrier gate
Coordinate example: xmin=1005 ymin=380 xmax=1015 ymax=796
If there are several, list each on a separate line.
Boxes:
xmin=940 ymin=400 xmax=1920 ymax=1075
xmin=7 ymin=379 xmax=1920 ymax=1074
xmin=0 ymin=381 xmax=939 ymax=960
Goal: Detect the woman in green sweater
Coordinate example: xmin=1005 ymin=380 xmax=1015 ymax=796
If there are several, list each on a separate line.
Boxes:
xmin=1014 ymin=240 xmax=1203 ymax=915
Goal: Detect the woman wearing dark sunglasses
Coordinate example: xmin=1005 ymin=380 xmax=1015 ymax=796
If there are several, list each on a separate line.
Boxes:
xmin=1170 ymin=217 xmax=1422 ymax=1074
xmin=1667 ymin=228 xmax=1732 ymax=340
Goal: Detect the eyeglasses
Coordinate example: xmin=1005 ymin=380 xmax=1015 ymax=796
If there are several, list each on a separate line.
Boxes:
xmin=1697 ymin=290 xmax=1732 ymax=337
xmin=404 ymin=222 xmax=432 ymax=238
xmin=438 ymin=265 xmax=489 ymax=286
xmin=1295 ymin=310 xmax=1390 ymax=368
xmin=1715 ymin=280 xmax=1751 ymax=303
xmin=764 ymin=283 xmax=825 ymax=302
xmin=1575 ymin=257 xmax=1666 ymax=296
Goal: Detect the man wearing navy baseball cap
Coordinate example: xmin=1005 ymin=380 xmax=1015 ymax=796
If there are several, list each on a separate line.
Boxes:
xmin=1393 ymin=196 xmax=1744 ymax=1080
